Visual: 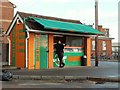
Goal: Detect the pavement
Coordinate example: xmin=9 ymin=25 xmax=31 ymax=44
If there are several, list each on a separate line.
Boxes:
xmin=1 ymin=61 xmax=120 ymax=82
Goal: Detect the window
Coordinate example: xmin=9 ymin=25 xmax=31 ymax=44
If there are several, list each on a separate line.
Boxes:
xmin=92 ymin=41 xmax=95 ymax=50
xmin=103 ymin=41 xmax=106 ymax=50
xmin=104 ymin=30 xmax=109 ymax=37
xmin=66 ymin=36 xmax=84 ymax=46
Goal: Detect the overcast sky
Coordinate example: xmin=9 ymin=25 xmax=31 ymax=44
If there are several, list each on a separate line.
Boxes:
xmin=9 ymin=0 xmax=119 ymax=42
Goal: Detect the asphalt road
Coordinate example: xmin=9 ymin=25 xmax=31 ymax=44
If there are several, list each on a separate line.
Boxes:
xmin=1 ymin=80 xmax=119 ymax=88
xmin=91 ymin=60 xmax=119 ymax=67
xmin=1 ymin=61 xmax=119 ymax=90
xmin=6 ymin=61 xmax=119 ymax=77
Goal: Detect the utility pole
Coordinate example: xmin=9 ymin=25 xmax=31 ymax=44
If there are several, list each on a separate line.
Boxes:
xmin=95 ymin=0 xmax=98 ymax=66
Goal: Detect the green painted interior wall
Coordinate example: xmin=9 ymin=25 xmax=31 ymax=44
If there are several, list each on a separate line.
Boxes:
xmin=53 ymin=52 xmax=84 ymax=67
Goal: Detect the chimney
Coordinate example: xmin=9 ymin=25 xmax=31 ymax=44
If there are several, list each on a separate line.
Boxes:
xmin=98 ymin=25 xmax=102 ymax=32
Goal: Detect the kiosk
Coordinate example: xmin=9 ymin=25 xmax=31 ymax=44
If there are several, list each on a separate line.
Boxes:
xmin=6 ymin=12 xmax=103 ymax=69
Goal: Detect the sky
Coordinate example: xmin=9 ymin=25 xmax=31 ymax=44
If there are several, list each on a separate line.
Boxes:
xmin=9 ymin=0 xmax=119 ymax=42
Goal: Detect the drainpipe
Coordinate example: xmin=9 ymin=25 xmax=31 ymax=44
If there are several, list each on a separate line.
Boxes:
xmin=25 ymin=30 xmax=29 ymax=68
xmin=24 ymin=17 xmax=30 ymax=68
xmin=7 ymin=37 xmax=11 ymax=66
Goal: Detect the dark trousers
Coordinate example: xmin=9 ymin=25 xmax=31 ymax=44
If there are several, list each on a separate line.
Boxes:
xmin=57 ymin=52 xmax=64 ymax=66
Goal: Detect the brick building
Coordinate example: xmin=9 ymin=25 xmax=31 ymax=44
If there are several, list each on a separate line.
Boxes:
xmin=91 ymin=25 xmax=114 ymax=59
xmin=0 ymin=0 xmax=15 ymax=63
xmin=112 ymin=42 xmax=120 ymax=60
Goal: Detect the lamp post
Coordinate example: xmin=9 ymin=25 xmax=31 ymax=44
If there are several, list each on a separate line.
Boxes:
xmin=95 ymin=0 xmax=99 ymax=66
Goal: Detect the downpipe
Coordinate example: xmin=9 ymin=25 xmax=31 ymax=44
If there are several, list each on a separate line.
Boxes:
xmin=7 ymin=37 xmax=11 ymax=66
xmin=25 ymin=30 xmax=29 ymax=68
xmin=24 ymin=17 xmax=30 ymax=68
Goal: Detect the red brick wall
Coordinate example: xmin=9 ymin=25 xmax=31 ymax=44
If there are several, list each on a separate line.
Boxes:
xmin=98 ymin=26 xmax=109 ymax=36
xmin=106 ymin=40 xmax=112 ymax=57
xmin=98 ymin=25 xmax=107 ymax=36
xmin=1 ymin=1 xmax=14 ymax=43
xmin=2 ymin=6 xmax=14 ymax=20
xmin=98 ymin=39 xmax=103 ymax=55
xmin=1 ymin=1 xmax=13 ymax=7
xmin=91 ymin=39 xmax=112 ymax=58
xmin=2 ymin=22 xmax=12 ymax=43
xmin=91 ymin=25 xmax=112 ymax=58
xmin=0 ymin=0 xmax=14 ymax=62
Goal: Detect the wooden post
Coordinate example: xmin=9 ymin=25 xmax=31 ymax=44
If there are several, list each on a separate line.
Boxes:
xmin=87 ymin=37 xmax=91 ymax=66
xmin=48 ymin=34 xmax=53 ymax=68
xmin=28 ymin=33 xmax=35 ymax=69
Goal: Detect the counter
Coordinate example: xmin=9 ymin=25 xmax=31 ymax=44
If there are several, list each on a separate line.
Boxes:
xmin=53 ymin=46 xmax=84 ymax=67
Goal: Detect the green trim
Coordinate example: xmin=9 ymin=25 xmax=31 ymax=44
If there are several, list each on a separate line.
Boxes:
xmin=36 ymin=36 xmax=40 ymax=61
xmin=19 ymin=35 xmax=26 ymax=39
xmin=40 ymin=34 xmax=48 ymax=69
xmin=64 ymin=52 xmax=84 ymax=56
xmin=12 ymin=42 xmax=16 ymax=44
xmin=19 ymin=43 xmax=24 ymax=46
xmin=19 ymin=30 xmax=24 ymax=33
xmin=65 ymin=60 xmax=81 ymax=66
xmin=19 ymin=49 xmax=25 ymax=52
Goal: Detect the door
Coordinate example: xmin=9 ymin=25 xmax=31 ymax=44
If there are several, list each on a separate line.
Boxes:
xmin=40 ymin=34 xmax=48 ymax=69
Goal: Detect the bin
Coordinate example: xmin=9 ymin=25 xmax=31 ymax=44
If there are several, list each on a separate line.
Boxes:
xmin=81 ymin=55 xmax=87 ymax=66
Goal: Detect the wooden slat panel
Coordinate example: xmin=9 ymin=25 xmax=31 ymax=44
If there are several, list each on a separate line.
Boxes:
xmin=36 ymin=61 xmax=40 ymax=69
xmin=86 ymin=37 xmax=91 ymax=66
xmin=28 ymin=33 xmax=35 ymax=69
xmin=68 ymin=56 xmax=81 ymax=62
xmin=34 ymin=34 xmax=40 ymax=69
xmin=15 ymin=22 xmax=25 ymax=68
xmin=48 ymin=34 xmax=53 ymax=68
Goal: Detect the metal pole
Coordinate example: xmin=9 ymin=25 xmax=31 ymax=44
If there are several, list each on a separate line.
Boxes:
xmin=95 ymin=0 xmax=98 ymax=66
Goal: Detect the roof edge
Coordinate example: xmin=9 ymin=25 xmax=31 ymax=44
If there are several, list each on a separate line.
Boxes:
xmin=6 ymin=12 xmax=30 ymax=35
xmin=17 ymin=11 xmax=82 ymax=24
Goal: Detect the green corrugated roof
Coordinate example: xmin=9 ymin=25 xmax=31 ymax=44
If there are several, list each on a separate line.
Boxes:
xmin=31 ymin=17 xmax=103 ymax=35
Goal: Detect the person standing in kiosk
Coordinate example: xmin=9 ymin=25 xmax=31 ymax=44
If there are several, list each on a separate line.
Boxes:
xmin=54 ymin=40 xmax=65 ymax=68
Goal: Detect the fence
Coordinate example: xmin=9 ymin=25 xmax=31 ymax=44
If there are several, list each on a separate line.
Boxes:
xmin=91 ymin=51 xmax=120 ymax=61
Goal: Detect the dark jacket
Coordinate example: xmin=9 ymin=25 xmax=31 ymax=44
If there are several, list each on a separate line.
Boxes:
xmin=54 ymin=43 xmax=64 ymax=54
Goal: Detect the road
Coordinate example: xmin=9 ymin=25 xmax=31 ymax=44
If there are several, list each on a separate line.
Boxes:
xmin=6 ymin=61 xmax=119 ymax=77
xmin=1 ymin=80 xmax=119 ymax=88
xmin=1 ymin=61 xmax=119 ymax=89
xmin=91 ymin=60 xmax=119 ymax=67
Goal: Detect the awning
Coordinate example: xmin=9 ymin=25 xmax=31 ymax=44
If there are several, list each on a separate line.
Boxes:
xmin=30 ymin=17 xmax=103 ymax=35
